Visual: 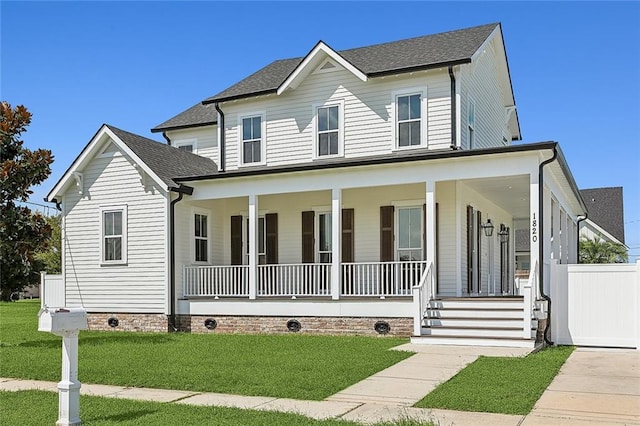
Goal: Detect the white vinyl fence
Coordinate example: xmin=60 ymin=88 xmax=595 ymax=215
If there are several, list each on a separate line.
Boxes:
xmin=551 ymin=260 xmax=640 ymax=349
xmin=40 ymin=272 xmax=65 ymax=308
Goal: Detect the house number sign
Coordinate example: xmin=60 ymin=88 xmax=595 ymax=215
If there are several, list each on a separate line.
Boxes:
xmin=531 ymin=213 xmax=538 ymax=242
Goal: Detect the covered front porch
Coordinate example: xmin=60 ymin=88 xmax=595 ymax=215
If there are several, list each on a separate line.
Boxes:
xmin=171 ymin=147 xmax=581 ymax=344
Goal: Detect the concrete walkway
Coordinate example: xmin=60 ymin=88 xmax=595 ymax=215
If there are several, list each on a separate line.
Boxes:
xmin=1 ymin=345 xmax=638 ymax=425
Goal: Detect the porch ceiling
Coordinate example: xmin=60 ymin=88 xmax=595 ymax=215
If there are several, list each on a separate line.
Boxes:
xmin=462 ymin=175 xmax=530 ymax=219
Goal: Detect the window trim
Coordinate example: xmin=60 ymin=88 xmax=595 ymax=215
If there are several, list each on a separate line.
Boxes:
xmin=173 ymin=139 xmax=197 ymax=154
xmin=237 ymin=112 xmax=266 ymax=166
xmin=391 ymin=87 xmax=428 ymax=151
xmin=99 ymin=205 xmax=128 ymax=266
xmin=312 ymin=99 xmax=344 ymax=159
xmin=192 ymin=208 xmax=211 ymax=264
xmin=243 ymin=215 xmax=267 ymax=265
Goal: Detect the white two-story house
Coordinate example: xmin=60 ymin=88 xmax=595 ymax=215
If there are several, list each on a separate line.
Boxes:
xmin=46 ymin=23 xmax=587 ymax=347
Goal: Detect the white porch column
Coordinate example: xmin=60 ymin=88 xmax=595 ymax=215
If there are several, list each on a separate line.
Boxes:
xmin=331 ymin=188 xmax=342 ymax=300
xmin=529 ymin=173 xmax=540 ymax=297
xmin=425 ymin=181 xmax=436 ymax=297
xmin=248 ymin=194 xmax=258 ymax=300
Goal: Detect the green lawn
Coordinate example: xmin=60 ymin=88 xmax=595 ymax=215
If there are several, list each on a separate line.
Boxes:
xmin=0 ymin=301 xmax=412 ymax=400
xmin=0 ymin=390 xmax=435 ymax=425
xmin=414 ymin=345 xmax=574 ymax=415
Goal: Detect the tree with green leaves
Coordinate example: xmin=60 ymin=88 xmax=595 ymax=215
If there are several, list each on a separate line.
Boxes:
xmin=34 ymin=214 xmax=61 ymax=274
xmin=0 ymin=102 xmax=54 ymax=301
xmin=579 ymin=235 xmax=628 ymax=264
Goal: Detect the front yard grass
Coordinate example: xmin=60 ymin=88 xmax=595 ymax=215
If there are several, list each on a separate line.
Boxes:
xmin=0 ymin=301 xmax=412 ymax=400
xmin=414 ymin=345 xmax=574 ymax=415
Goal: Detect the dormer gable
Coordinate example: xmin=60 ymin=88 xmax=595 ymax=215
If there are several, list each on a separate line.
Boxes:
xmin=276 ymin=41 xmax=367 ymax=96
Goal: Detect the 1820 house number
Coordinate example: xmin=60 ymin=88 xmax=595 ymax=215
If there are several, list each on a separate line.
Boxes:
xmin=531 ymin=213 xmax=538 ymax=242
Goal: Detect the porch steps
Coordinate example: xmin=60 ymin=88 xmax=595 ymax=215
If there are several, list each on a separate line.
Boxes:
xmin=411 ymin=297 xmax=537 ymax=348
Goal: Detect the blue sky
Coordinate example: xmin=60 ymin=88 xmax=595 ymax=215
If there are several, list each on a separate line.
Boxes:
xmin=2 ymin=1 xmax=639 ymax=260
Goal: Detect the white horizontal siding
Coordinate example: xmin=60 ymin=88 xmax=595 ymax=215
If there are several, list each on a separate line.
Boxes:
xmin=166 ymin=126 xmax=218 ymax=162
xmin=460 ymin=39 xmax=510 ymax=150
xmin=63 ymin=148 xmax=168 ymax=313
xmin=221 ymin=67 xmax=453 ymax=170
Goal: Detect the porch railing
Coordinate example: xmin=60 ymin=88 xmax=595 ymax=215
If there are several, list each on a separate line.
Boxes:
xmin=342 ymin=261 xmax=427 ymax=297
xmin=183 ymin=265 xmax=249 ymax=297
xmin=258 ymin=264 xmax=331 ymax=296
xmin=412 ymin=262 xmax=434 ymax=335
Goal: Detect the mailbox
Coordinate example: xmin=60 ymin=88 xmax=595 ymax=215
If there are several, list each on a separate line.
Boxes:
xmin=38 ymin=307 xmax=88 ymax=334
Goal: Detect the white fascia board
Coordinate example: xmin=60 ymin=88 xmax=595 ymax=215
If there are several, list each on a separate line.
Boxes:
xmin=277 ymin=41 xmax=367 ymax=96
xmin=580 ymin=219 xmax=625 ymax=247
xmin=47 ymin=125 xmax=169 ymax=201
xmin=470 ymin=25 xmax=501 ymax=63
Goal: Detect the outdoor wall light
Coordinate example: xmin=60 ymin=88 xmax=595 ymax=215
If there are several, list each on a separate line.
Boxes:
xmin=498 ymin=225 xmax=510 ymax=243
xmin=482 ymin=219 xmax=494 ymax=237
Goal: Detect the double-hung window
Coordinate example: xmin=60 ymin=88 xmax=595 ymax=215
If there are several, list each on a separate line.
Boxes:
xmin=194 ymin=213 xmax=208 ymax=262
xmin=397 ymin=207 xmax=422 ymax=261
xmin=315 ymin=103 xmax=342 ymax=157
xmin=245 ymin=217 xmax=266 ymax=265
xmin=101 ymin=206 xmax=127 ymax=265
xmin=241 ymin=114 xmax=264 ymax=164
xmin=317 ymin=212 xmax=332 ymax=263
xmin=397 ymin=94 xmax=422 ymax=147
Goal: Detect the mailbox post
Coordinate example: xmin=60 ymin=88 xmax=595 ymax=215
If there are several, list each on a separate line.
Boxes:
xmin=38 ymin=307 xmax=88 ymax=426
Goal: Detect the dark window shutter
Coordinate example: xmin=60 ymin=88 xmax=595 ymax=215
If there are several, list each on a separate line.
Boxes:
xmin=302 ymin=211 xmax=315 ymax=263
xmin=230 ymin=215 xmax=243 ymax=265
xmin=342 ymin=208 xmax=354 ymax=263
xmin=380 ymin=206 xmax=394 ymax=261
xmin=265 ymin=213 xmax=278 ymax=264
xmin=466 ymin=205 xmax=474 ymax=293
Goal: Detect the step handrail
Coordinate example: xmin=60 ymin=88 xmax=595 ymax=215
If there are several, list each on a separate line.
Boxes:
xmin=412 ymin=261 xmax=433 ymax=336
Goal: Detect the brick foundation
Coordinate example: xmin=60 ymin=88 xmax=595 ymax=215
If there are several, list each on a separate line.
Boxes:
xmin=87 ymin=313 xmax=169 ymax=332
xmin=176 ymin=315 xmax=413 ymax=337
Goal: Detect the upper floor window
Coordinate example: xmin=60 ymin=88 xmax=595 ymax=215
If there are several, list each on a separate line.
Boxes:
xmin=397 ymin=94 xmax=422 ymax=147
xmin=240 ymin=114 xmax=265 ymax=165
xmin=317 ymin=105 xmax=340 ymax=156
xmin=194 ymin=213 xmax=209 ymax=263
xmin=100 ymin=205 xmax=127 ymax=265
xmin=468 ymin=100 xmax=476 ymax=148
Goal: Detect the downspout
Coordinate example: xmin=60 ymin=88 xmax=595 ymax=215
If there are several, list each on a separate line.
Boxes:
xmin=168 ymin=184 xmax=193 ymax=331
xmin=214 ymin=102 xmax=225 ymax=172
xmin=576 ymin=214 xmax=588 ymax=263
xmin=162 ymin=132 xmax=171 ymax=145
xmin=47 ymin=197 xmax=62 ymax=212
xmin=448 ymin=66 xmax=457 ymax=149
xmin=538 ymin=146 xmax=558 ymax=346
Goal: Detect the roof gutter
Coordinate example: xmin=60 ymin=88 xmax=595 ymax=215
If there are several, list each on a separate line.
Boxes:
xmin=576 ymin=213 xmax=588 ymax=263
xmin=168 ymin=184 xmax=193 ymax=331
xmin=162 ymin=132 xmax=171 ymax=145
xmin=214 ymin=103 xmax=225 ymax=172
xmin=539 ymin=146 xmax=557 ymax=346
xmin=448 ymin=66 xmax=457 ymax=149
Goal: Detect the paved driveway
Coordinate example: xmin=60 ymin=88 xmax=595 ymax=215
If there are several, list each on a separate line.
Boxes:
xmin=523 ymin=347 xmax=640 ymax=425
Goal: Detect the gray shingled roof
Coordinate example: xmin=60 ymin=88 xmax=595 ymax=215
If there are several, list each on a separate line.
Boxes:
xmin=151 ymin=102 xmax=217 ymax=133
xmin=107 ymin=125 xmax=218 ymax=188
xmin=153 ymin=23 xmax=500 ymax=132
xmin=204 ymin=23 xmax=499 ymax=103
xmin=580 ymin=187 xmax=625 ymax=243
